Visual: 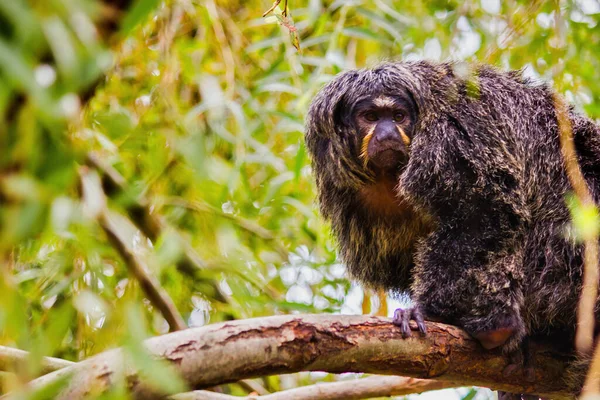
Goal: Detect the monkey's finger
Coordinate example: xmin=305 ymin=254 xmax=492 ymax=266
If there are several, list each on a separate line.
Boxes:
xmin=401 ymin=309 xmax=413 ymax=338
xmin=411 ymin=307 xmax=427 ymax=335
xmin=392 ymin=308 xmax=412 ymax=338
xmin=392 ymin=308 xmax=402 ymax=326
xmin=401 ymin=310 xmax=412 ymax=338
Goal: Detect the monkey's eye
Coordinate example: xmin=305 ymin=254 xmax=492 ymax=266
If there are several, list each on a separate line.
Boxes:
xmin=393 ymin=112 xmax=406 ymax=123
xmin=363 ymin=112 xmax=379 ymax=122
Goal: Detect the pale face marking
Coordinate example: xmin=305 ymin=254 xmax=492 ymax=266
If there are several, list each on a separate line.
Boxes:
xmin=397 ymin=126 xmax=411 ymax=146
xmin=373 ymin=96 xmax=396 ymax=108
xmin=360 ymin=125 xmax=376 ymax=165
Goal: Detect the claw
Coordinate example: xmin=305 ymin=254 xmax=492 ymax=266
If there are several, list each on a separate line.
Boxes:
xmin=393 ymin=306 xmax=427 ymax=338
xmin=412 ymin=307 xmax=427 ymax=335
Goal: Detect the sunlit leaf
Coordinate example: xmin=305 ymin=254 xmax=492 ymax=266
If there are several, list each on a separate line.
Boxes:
xmin=119 ymin=0 xmax=161 ymax=37
xmin=123 ymin=305 xmax=187 ymax=395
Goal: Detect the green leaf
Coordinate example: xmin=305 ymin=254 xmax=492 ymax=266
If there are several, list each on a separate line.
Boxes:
xmin=566 ymin=194 xmax=600 ymax=241
xmin=119 ymin=0 xmax=161 ymax=37
xmin=123 ymin=305 xmax=187 ymax=395
xmin=461 ymin=388 xmax=478 ymax=400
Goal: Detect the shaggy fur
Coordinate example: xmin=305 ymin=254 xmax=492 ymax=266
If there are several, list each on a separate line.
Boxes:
xmin=305 ymin=61 xmax=600 ymax=391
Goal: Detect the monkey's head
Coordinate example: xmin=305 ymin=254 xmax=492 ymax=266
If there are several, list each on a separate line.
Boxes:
xmin=353 ymin=93 xmax=416 ymax=172
xmin=305 ymin=63 xmax=424 ymax=194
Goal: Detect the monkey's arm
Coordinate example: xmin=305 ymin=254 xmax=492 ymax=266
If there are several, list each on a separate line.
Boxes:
xmin=400 ymin=115 xmax=528 ymax=351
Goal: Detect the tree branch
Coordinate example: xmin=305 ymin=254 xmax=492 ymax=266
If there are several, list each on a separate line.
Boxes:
xmin=86 ymin=152 xmax=234 ymax=306
xmin=23 ymin=315 xmax=573 ymax=400
xmin=171 ymin=376 xmax=455 ymax=400
xmin=0 ymin=345 xmax=74 ymax=378
xmin=99 ymin=210 xmax=187 ymax=332
xmin=79 ymin=167 xmax=187 ymax=332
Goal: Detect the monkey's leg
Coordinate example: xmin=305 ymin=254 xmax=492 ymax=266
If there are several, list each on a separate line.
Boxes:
xmin=412 ymin=225 xmax=526 ymax=352
xmin=498 ymin=340 xmax=541 ymax=400
xmin=392 ymin=306 xmax=427 ymax=338
xmin=502 ymin=337 xmax=535 ymax=381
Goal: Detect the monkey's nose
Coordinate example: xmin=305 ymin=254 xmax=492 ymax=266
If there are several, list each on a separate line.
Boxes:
xmin=374 ymin=121 xmax=400 ymax=143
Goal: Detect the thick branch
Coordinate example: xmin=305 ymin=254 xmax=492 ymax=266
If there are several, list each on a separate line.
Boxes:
xmin=24 ymin=315 xmax=572 ymax=399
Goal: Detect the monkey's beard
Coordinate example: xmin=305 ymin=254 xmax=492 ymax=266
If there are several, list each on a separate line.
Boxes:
xmin=360 ymin=129 xmax=409 ymax=173
xmin=371 ymin=148 xmax=407 ymax=170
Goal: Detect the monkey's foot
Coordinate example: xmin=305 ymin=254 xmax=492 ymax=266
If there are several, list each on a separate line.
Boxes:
xmin=497 ymin=340 xmax=539 ymax=400
xmin=392 ymin=307 xmax=427 ymax=338
xmin=502 ymin=338 xmax=535 ymax=382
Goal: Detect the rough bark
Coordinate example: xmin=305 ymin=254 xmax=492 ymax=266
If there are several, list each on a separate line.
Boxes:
xmin=24 ymin=314 xmax=572 ymax=399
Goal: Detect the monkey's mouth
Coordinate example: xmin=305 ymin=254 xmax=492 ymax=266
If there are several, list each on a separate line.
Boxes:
xmin=368 ymin=141 xmax=408 ymax=171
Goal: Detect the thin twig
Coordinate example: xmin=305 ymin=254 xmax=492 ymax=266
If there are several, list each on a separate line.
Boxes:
xmin=79 ymin=167 xmax=187 ymax=332
xmin=99 ymin=211 xmax=187 ymax=332
xmin=262 ymin=0 xmax=282 ymax=17
xmin=162 ymin=197 xmax=288 ymax=258
xmin=236 ymin=379 xmax=269 ymax=396
xmin=552 ymin=3 xmax=600 ymax=396
xmin=484 ymin=0 xmax=543 ymax=63
xmin=171 ymin=376 xmax=456 ymax=400
xmin=582 ymin=337 xmax=600 ymax=399
xmin=86 ymin=153 xmax=232 ymax=305
xmin=554 ymin=94 xmax=599 ymax=357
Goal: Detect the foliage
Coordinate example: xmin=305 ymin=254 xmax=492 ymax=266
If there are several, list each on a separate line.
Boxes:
xmin=1 ymin=0 xmax=600 ymax=398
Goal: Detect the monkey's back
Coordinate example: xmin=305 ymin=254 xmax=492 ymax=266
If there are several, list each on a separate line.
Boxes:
xmin=472 ymin=67 xmax=600 ymax=335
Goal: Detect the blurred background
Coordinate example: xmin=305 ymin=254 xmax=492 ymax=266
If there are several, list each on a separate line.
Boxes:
xmin=1 ymin=0 xmax=600 ymax=398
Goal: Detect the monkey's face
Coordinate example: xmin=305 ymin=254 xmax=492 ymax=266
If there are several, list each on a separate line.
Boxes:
xmin=353 ymin=95 xmax=416 ymax=173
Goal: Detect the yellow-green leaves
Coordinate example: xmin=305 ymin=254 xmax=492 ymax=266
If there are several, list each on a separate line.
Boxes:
xmin=567 ymin=194 xmax=600 ymax=242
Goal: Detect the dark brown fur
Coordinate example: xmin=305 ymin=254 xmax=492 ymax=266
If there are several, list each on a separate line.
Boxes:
xmin=305 ymin=61 xmax=600 ymax=395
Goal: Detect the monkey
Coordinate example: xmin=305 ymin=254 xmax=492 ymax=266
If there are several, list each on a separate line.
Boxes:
xmin=305 ymin=60 xmax=600 ymax=395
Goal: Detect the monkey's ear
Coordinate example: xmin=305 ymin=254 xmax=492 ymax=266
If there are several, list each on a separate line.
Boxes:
xmin=332 ymin=93 xmax=355 ymax=132
xmin=306 ymin=70 xmax=361 ymax=141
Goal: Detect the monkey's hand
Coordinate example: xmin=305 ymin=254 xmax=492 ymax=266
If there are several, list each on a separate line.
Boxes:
xmin=392 ymin=306 xmax=427 ymax=338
